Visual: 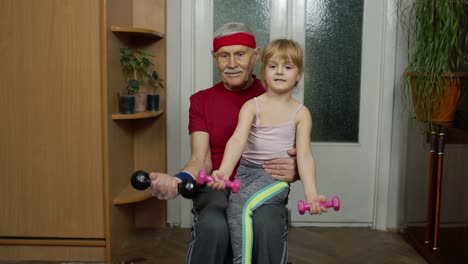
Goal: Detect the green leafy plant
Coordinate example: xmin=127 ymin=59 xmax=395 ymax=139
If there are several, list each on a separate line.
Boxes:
xmin=120 ymin=47 xmax=164 ymax=95
xmin=397 ymin=0 xmax=468 ymax=124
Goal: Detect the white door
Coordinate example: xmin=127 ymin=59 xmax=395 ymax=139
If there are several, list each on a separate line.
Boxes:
xmin=175 ymin=0 xmax=395 ymax=229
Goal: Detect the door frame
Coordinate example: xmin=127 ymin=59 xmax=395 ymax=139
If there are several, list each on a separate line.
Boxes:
xmin=166 ymin=0 xmax=400 ymax=230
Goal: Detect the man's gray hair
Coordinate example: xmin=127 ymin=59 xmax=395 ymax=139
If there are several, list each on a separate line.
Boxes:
xmin=213 ymin=22 xmax=254 ymax=39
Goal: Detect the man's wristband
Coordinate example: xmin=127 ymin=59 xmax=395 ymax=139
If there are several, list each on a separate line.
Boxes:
xmin=174 ymin=171 xmax=193 ymax=181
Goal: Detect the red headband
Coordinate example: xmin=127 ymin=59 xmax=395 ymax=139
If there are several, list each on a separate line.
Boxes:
xmin=213 ymin=32 xmax=256 ymax=52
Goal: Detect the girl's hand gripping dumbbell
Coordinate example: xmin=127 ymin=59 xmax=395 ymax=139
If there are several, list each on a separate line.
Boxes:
xmin=197 ymin=169 xmax=241 ymax=193
xmin=298 ymin=195 xmax=340 ymax=215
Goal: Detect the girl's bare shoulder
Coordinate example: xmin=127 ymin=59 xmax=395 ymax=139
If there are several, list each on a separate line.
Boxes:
xmin=240 ymin=98 xmax=257 ymax=114
xmin=296 ymin=104 xmax=312 ymax=123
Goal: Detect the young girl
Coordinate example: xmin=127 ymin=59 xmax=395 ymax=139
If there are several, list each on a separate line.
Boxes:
xmin=209 ymin=38 xmax=327 ymax=264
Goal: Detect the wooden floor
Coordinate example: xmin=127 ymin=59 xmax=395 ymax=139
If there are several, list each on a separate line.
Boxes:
xmin=0 ymin=227 xmax=427 ymax=264
xmin=404 ymin=226 xmax=468 ymax=264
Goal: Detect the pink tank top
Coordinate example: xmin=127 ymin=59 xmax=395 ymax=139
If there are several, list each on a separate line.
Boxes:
xmin=242 ymin=97 xmax=303 ymax=164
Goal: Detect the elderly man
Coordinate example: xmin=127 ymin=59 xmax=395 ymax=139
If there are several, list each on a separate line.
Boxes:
xmin=150 ymin=22 xmax=297 ymax=264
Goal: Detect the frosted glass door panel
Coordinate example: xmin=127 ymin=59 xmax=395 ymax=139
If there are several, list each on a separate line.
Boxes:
xmin=304 ymin=0 xmax=363 ymax=142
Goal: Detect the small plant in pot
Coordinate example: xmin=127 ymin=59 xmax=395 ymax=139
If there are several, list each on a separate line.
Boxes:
xmin=119 ymin=47 xmax=164 ymax=114
xmin=398 ymin=0 xmax=468 ymax=128
xmin=147 ymin=70 xmax=164 ymax=112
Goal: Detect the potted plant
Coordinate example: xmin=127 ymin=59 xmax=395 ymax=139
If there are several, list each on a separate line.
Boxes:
xmin=146 ymin=70 xmax=164 ymax=112
xmin=398 ymin=0 xmax=468 ymax=127
xmin=119 ymin=47 xmax=164 ymax=113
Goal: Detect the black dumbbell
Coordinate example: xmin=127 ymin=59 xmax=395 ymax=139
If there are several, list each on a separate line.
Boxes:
xmin=130 ymin=170 xmax=200 ymax=199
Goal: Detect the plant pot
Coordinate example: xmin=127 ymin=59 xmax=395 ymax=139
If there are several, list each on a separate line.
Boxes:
xmin=147 ymin=94 xmax=160 ymax=111
xmin=409 ymin=73 xmax=467 ymax=126
xmin=134 ymin=93 xmax=147 ymax=112
xmin=119 ymin=94 xmax=135 ymax=114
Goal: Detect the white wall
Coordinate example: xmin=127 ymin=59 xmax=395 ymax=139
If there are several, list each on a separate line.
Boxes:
xmin=166 ymin=0 xmax=183 ymax=226
xmin=387 ymin=0 xmax=410 ymax=229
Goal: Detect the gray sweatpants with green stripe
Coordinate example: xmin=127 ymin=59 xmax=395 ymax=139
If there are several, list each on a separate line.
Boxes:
xmin=227 ymin=158 xmax=290 ymax=264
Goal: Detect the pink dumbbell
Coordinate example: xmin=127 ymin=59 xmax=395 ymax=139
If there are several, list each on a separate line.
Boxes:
xmin=297 ymin=195 xmax=340 ymax=215
xmin=197 ymin=169 xmax=241 ymax=193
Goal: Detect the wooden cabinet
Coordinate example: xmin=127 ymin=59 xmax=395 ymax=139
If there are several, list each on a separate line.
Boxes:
xmin=0 ymin=0 xmax=166 ymax=262
xmin=403 ymin=124 xmax=468 ymax=263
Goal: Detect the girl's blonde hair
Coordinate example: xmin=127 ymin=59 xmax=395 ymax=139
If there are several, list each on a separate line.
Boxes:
xmin=261 ymin=39 xmax=304 ymax=83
